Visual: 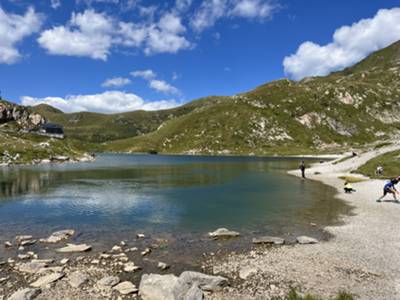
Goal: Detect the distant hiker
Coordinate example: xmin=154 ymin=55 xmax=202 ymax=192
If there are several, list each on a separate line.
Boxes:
xmin=377 ymin=178 xmax=399 ymax=202
xmin=376 ymin=164 xmax=383 ymax=176
xmin=344 ymin=181 xmax=355 ymax=193
xmin=299 ymin=160 xmax=306 ymax=179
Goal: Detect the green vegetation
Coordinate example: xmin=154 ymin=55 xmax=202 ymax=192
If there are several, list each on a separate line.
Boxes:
xmin=287 ymin=288 xmax=354 ymax=300
xmin=1 ymin=40 xmax=399 ymax=160
xmin=25 ymin=41 xmax=400 ymax=156
xmin=357 ymin=150 xmax=400 ymax=179
xmin=338 ymin=176 xmax=367 ymax=183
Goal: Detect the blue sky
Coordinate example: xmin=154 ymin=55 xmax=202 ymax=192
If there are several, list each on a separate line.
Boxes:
xmin=1 ymin=0 xmax=400 ymax=113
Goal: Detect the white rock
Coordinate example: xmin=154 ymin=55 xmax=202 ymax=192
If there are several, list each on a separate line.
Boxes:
xmin=68 ymin=271 xmax=89 ymax=288
xmin=56 ymin=243 xmax=91 ymax=253
xmin=15 ymin=235 xmax=33 ymax=244
xmin=8 ymin=288 xmax=41 ymax=300
xmin=208 ymin=228 xmax=240 ymax=239
xmin=157 ymin=262 xmax=170 ymax=270
xmin=111 ymin=245 xmax=122 ymax=253
xmin=30 ymin=272 xmax=64 ymax=288
xmin=40 ymin=230 xmax=74 ymax=243
xmin=60 ymin=258 xmax=69 ymax=265
xmin=4 ymin=241 xmax=12 ymax=248
xmin=239 ymin=266 xmax=258 ymax=280
xmin=113 ymin=281 xmax=138 ymax=295
xmin=141 ymin=248 xmax=151 ymax=256
xmin=20 ymin=240 xmax=36 ymax=246
xmin=296 ymin=236 xmax=319 ymax=244
xmin=136 ymin=233 xmax=145 ymax=238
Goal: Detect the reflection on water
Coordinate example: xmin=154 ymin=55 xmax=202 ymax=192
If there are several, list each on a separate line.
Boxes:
xmin=0 ymin=154 xmax=349 ymax=240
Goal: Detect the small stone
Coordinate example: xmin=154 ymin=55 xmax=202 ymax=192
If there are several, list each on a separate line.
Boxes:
xmin=208 ymin=228 xmax=240 ymax=239
xmin=18 ymin=246 xmax=25 ymax=252
xmin=310 ymin=222 xmax=317 ymax=227
xmin=60 ymin=258 xmax=69 ymax=265
xmin=136 ymin=233 xmax=145 ymax=238
xmin=20 ymin=240 xmax=36 ymax=246
xmin=111 ymin=245 xmax=122 ymax=253
xmin=56 ymin=243 xmax=91 ymax=253
xmin=18 ymin=254 xmax=31 ymax=260
xmin=296 ymin=236 xmax=319 ymax=244
xmin=97 ymin=276 xmax=120 ymax=288
xmin=123 ymin=262 xmax=140 ymax=272
xmin=125 ymin=247 xmax=138 ymax=253
xmin=100 ymin=254 xmax=111 ymax=259
xmin=0 ymin=277 xmax=8 ymax=283
xmin=15 ymin=235 xmax=33 ymax=244
xmin=252 ymin=236 xmax=285 ymax=245
xmin=239 ymin=266 xmax=258 ymax=279
xmin=157 ymin=262 xmax=170 ymax=270
xmin=69 ymin=271 xmax=89 ymax=288
xmin=113 ymin=281 xmax=138 ymax=295
xmin=120 ymin=241 xmax=126 ymax=246
xmin=40 ymin=230 xmax=75 ymax=243
xmin=7 ymin=258 xmax=15 ymax=264
xmin=18 ymin=261 xmax=48 ymax=274
xmin=141 ymin=248 xmax=151 ymax=256
xmin=30 ymin=272 xmax=64 ymax=288
xmin=4 ymin=241 xmax=12 ymax=248
xmin=8 ymin=288 xmax=41 ymax=300
xmin=91 ymin=259 xmax=100 ymax=264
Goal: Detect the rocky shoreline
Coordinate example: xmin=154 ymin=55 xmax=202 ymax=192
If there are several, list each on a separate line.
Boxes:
xmin=0 ymin=227 xmax=326 ymax=300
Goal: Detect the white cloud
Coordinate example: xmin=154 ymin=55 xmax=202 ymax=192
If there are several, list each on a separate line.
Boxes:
xmin=130 ymin=69 xmax=156 ymax=80
xmin=0 ymin=6 xmax=43 ymax=64
xmin=50 ymin=0 xmax=61 ymax=9
xmin=149 ymin=79 xmax=179 ymax=95
xmin=191 ymin=0 xmax=277 ymax=32
xmin=38 ymin=9 xmax=114 ymax=60
xmin=230 ymin=0 xmax=275 ymax=18
xmin=283 ymin=7 xmax=400 ymax=80
xmin=21 ymin=91 xmax=179 ymax=114
xmin=39 ymin=9 xmax=191 ymax=59
xmin=102 ymin=77 xmax=131 ymax=87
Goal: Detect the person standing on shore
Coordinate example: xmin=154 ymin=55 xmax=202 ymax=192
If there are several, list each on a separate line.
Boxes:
xmin=377 ymin=178 xmax=399 ymax=202
xmin=299 ymin=160 xmax=306 ymax=179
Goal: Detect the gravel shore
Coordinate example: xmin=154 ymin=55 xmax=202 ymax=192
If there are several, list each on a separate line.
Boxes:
xmin=208 ymin=143 xmax=400 ymax=299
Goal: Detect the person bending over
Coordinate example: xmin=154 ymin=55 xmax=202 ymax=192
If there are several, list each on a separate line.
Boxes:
xmin=377 ymin=178 xmax=399 ymax=202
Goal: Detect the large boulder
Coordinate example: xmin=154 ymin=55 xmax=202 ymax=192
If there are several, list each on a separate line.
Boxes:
xmin=139 ymin=271 xmax=229 ymax=300
xmin=139 ymin=274 xmax=182 ymax=300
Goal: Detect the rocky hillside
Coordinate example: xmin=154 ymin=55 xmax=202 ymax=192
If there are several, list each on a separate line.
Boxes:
xmin=31 ymin=40 xmax=400 ymax=155
xmin=0 ymin=100 xmax=89 ymax=165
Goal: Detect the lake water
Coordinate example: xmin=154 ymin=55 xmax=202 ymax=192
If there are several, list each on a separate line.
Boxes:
xmin=0 ymin=154 xmax=348 ymax=250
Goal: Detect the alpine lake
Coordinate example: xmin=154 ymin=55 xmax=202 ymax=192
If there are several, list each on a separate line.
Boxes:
xmin=0 ymin=154 xmax=350 ymax=272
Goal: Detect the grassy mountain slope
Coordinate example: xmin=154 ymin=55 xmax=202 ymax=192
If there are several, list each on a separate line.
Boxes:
xmin=105 ymin=41 xmax=400 ymax=155
xmin=26 ymin=40 xmax=400 ymax=155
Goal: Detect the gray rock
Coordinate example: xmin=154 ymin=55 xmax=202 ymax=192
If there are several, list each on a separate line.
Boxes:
xmin=30 ymin=272 xmax=64 ymax=288
xmin=56 ymin=243 xmax=91 ymax=253
xmin=296 ymin=236 xmax=319 ymax=244
xmin=113 ymin=281 xmax=138 ymax=295
xmin=4 ymin=241 xmax=12 ymax=248
xmin=97 ymin=276 xmax=120 ymax=288
xmin=139 ymin=274 xmax=181 ymax=300
xmin=184 ymin=284 xmax=203 ymax=300
xmin=208 ymin=228 xmax=240 ymax=239
xmin=252 ymin=236 xmax=285 ymax=245
xmin=8 ymin=288 xmax=41 ymax=300
xmin=68 ymin=271 xmax=89 ymax=288
xmin=40 ymin=230 xmax=74 ymax=243
xmin=123 ymin=262 xmax=140 ymax=272
xmin=239 ymin=266 xmax=258 ymax=280
xmin=179 ymin=271 xmax=229 ymax=292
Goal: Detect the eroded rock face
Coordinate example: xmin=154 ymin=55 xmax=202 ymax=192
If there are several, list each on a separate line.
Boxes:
xmin=0 ymin=102 xmax=45 ymax=129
